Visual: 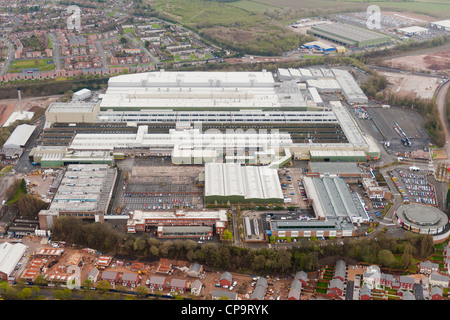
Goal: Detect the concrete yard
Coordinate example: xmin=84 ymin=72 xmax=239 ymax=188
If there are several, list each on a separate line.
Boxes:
xmin=380 ymin=71 xmax=442 ymax=100
xmin=114 ymin=161 xmax=205 ymax=213
xmin=364 ymin=106 xmax=430 ymax=153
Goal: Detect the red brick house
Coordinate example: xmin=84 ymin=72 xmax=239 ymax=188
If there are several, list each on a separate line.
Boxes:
xmin=170 ymin=279 xmax=187 ymax=293
xmin=219 ymin=272 xmax=232 ymax=287
xmin=148 ymin=276 xmax=167 ymax=291
xmin=359 ymin=284 xmax=371 ymax=300
xmin=399 ymin=276 xmax=415 ymax=290
xmin=326 ymin=278 xmax=344 ymax=298
xmin=431 ymin=286 xmax=443 ymax=300
xmin=101 ymin=271 xmax=120 ymax=285
xmin=121 ymin=272 xmax=140 ymax=287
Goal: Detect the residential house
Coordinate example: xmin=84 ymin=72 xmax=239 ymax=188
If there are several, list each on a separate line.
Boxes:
xmin=359 ymin=283 xmax=371 ymax=300
xmin=419 ymin=260 xmax=439 ymax=274
xmin=399 ymin=276 xmax=415 ymax=290
xmin=429 ymin=273 xmax=449 ymax=288
xmin=148 ymin=276 xmax=167 ymax=291
xmin=414 ymin=283 xmax=424 ymax=300
xmin=122 ymin=272 xmax=140 ymax=287
xmin=14 ymin=49 xmax=23 ymax=59
xmin=327 ymin=278 xmax=344 ymax=298
xmin=431 ymin=286 xmax=443 ymax=300
xmin=190 ymin=279 xmax=203 ymax=296
xmin=443 ymin=245 xmax=450 ymax=273
xmin=401 ymin=290 xmax=415 ymax=300
xmin=382 ymin=273 xmax=394 ymax=288
xmin=363 ymin=265 xmax=382 ymax=289
xmin=170 ymin=278 xmax=187 ymax=294
xmin=131 ymin=262 xmax=144 ymax=272
xmin=219 ymin=272 xmax=232 ymax=287
xmin=101 ymin=271 xmax=120 ymax=286
xmin=334 ymin=260 xmax=347 ymax=282
xmin=86 ymin=267 xmax=99 ymax=283
xmin=21 ymin=258 xmax=44 ymax=283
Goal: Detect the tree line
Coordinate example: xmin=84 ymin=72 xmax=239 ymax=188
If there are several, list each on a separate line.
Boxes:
xmin=52 ymin=216 xmax=435 ymax=275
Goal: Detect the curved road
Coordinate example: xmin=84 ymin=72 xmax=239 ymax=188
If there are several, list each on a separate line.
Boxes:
xmin=436 ymin=80 xmax=450 ymax=156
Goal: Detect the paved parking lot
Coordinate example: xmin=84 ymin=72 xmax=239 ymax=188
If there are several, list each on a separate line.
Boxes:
xmin=279 ymin=167 xmax=309 ymax=207
xmin=389 ymin=168 xmax=438 ymax=206
xmin=365 ymin=107 xmax=430 ymax=153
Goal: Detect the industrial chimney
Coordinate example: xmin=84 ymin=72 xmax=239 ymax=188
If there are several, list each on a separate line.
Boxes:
xmin=17 ymin=87 xmax=23 ymax=114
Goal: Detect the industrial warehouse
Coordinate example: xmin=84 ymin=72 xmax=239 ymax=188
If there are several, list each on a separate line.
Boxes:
xmin=38 ymin=164 xmax=118 ymax=227
xmin=204 ymin=163 xmax=284 ymax=204
xmin=306 ymin=22 xmax=392 ymax=48
xmin=21 ymin=68 xmax=396 ymax=242
xmin=268 ymin=176 xmax=369 ymax=239
xmin=33 ymin=68 xmax=379 ymax=166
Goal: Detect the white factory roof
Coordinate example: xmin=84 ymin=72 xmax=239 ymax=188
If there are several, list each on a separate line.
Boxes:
xmin=0 ymin=242 xmax=27 ymax=277
xmin=97 ymin=110 xmax=338 ymax=123
xmin=306 ymin=79 xmax=341 ymax=91
xmin=70 ymin=127 xmax=293 ymax=151
xmin=2 ymin=111 xmax=34 ymax=128
xmin=47 ymin=102 xmax=98 ymax=113
xmin=431 ymin=20 xmax=450 ymax=29
xmin=330 ymin=102 xmax=367 ymax=148
xmin=74 ymin=88 xmax=91 ymax=95
xmin=3 ymin=124 xmax=36 ymax=149
xmin=308 ymin=87 xmax=323 ymax=105
xmin=397 ymin=26 xmax=429 ymax=34
xmin=107 ymin=70 xmax=275 ymax=88
xmin=332 ymin=69 xmax=368 ymax=104
xmin=205 ymin=163 xmax=283 ymax=200
xmin=100 ymin=70 xmax=310 ymax=110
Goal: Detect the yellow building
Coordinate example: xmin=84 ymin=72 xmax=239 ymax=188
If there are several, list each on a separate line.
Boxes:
xmin=334 ymin=45 xmax=346 ymax=53
xmin=45 ymin=102 xmax=100 ymax=123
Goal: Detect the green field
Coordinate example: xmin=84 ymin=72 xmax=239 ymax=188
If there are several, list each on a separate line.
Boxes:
xmin=8 ymin=58 xmax=55 ymax=73
xmin=226 ymin=0 xmax=276 ymax=12
xmin=254 ymin=0 xmax=450 ymax=18
xmin=152 ymin=0 xmax=312 ymax=55
xmin=148 ymin=0 xmax=448 ymax=55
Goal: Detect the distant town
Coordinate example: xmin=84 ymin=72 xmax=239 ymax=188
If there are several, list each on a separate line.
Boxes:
xmin=0 ymin=0 xmax=449 ymax=305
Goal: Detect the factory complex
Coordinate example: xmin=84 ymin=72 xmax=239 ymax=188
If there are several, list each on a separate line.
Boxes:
xmin=31 ymin=68 xmax=379 ymax=168
xmin=11 ymin=68 xmax=444 ymax=243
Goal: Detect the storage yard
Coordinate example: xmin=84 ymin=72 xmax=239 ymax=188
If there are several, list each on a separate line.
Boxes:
xmin=379 ymin=71 xmax=443 ymax=99
xmin=114 ymin=163 xmax=204 ymax=214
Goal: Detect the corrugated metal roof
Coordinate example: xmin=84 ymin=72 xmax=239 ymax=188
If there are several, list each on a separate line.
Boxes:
xmin=3 ymin=124 xmax=36 ymax=149
xmin=0 ymin=243 xmax=27 ymax=277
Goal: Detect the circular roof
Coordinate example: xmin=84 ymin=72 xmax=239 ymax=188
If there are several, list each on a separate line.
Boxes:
xmin=396 ymin=204 xmax=448 ymax=230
